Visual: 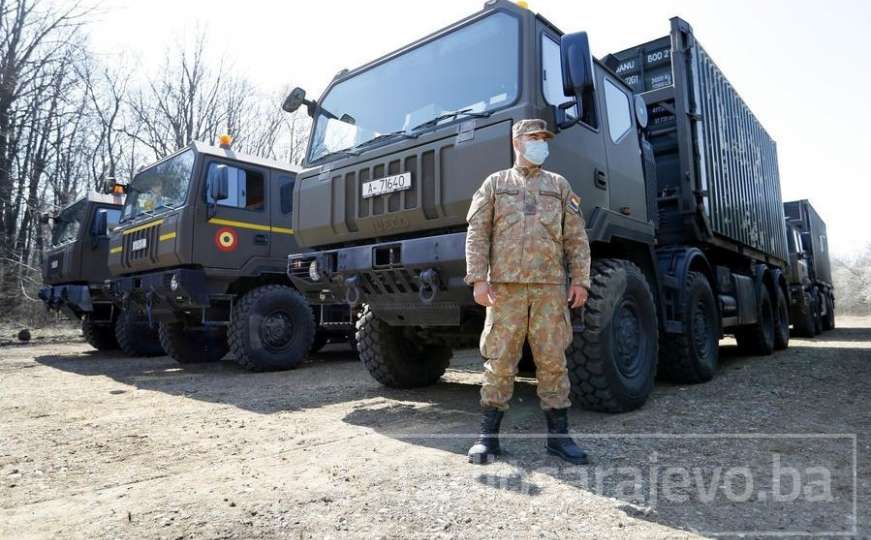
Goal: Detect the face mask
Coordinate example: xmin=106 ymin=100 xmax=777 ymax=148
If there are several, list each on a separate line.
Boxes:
xmin=522 ymin=140 xmax=549 ymax=165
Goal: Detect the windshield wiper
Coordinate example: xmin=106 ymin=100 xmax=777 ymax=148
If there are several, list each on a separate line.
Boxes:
xmin=409 ymin=108 xmax=492 ymax=133
xmin=350 ymin=130 xmax=418 ymax=153
xmin=312 ymin=147 xmax=361 ymax=164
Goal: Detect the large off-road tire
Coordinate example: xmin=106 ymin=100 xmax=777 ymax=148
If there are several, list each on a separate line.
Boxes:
xmin=159 ymin=321 xmax=229 ymax=364
xmin=823 ymin=293 xmax=836 ymax=331
xmin=735 ymin=286 xmax=775 ymax=355
xmin=567 ymin=259 xmax=658 ymax=413
xmin=792 ymin=292 xmax=816 ymax=338
xmin=659 ymin=271 xmax=719 ymax=384
xmin=356 ymin=304 xmax=451 ymax=388
xmin=229 ymin=284 xmax=315 ymax=371
xmin=773 ymin=286 xmax=790 ymax=350
xmin=81 ymin=317 xmax=118 ymax=351
xmin=115 ymin=308 xmax=164 ymax=357
xmin=811 ymin=290 xmax=823 ymax=336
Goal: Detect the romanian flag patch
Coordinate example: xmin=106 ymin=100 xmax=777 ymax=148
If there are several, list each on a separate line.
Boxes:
xmin=568 ymin=193 xmax=581 ymax=215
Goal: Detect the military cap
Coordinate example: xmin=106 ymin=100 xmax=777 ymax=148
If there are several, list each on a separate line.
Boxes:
xmin=512 ymin=118 xmax=555 ymax=140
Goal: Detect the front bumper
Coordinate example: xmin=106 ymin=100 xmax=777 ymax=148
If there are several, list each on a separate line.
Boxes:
xmin=39 ymin=284 xmax=112 ymax=320
xmin=106 ymin=268 xmax=212 ymax=316
xmin=288 ymin=231 xmax=472 ymax=326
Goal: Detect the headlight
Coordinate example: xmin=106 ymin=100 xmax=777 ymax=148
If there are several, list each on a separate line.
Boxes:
xmin=169 ymin=274 xmax=180 ymax=292
xmin=309 ymin=260 xmax=322 ymax=282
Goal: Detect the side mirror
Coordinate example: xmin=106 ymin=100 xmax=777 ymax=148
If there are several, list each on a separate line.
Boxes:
xmin=282 ymin=87 xmax=316 ymax=117
xmin=560 ymin=32 xmax=595 ymax=96
xmin=208 ymin=166 xmax=230 ymax=202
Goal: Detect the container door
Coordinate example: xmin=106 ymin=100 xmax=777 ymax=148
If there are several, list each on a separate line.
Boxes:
xmin=195 ymin=158 xmax=271 ymax=270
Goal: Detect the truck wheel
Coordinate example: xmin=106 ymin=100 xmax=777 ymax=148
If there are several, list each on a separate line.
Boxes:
xmin=115 ymin=308 xmax=164 ymax=357
xmin=81 ymin=317 xmax=118 ymax=351
xmin=229 ymin=285 xmax=315 ymax=371
xmin=773 ymin=286 xmax=790 ymax=350
xmin=159 ymin=322 xmax=228 ymax=364
xmin=792 ymin=300 xmax=816 ymax=338
xmin=824 ymin=294 xmax=836 ymax=330
xmin=356 ymin=304 xmax=451 ymax=388
xmin=659 ymin=271 xmax=719 ymax=384
xmin=735 ymin=286 xmax=775 ymax=355
xmin=310 ymin=331 xmax=329 ymax=354
xmin=567 ymin=259 xmax=658 ymax=413
xmin=812 ymin=291 xmax=823 ymax=335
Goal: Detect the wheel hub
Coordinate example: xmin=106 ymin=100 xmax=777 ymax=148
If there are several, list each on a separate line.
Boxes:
xmin=260 ymin=310 xmax=294 ymax=350
xmin=692 ymin=299 xmax=712 ymax=355
xmin=614 ymin=300 xmax=643 ymax=377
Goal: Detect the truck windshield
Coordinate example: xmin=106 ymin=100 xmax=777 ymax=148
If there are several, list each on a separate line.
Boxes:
xmin=51 ymin=200 xmax=86 ymax=246
xmin=308 ymin=11 xmax=520 ymax=163
xmin=122 ymin=149 xmax=196 ymax=221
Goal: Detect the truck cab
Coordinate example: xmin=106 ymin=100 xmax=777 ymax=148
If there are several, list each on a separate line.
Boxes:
xmin=107 ymin=141 xmax=351 ymax=370
xmin=285 ymin=1 xmax=795 ymax=411
xmin=784 ymin=199 xmax=835 ymax=335
xmin=39 ymin=190 xmax=163 ymax=355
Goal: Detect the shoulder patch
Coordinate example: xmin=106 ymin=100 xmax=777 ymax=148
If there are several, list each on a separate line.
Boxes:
xmin=568 ymin=193 xmax=581 ymax=215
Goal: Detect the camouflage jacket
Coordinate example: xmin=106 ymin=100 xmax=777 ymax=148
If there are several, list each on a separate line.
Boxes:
xmin=464 ymin=165 xmax=591 ymax=288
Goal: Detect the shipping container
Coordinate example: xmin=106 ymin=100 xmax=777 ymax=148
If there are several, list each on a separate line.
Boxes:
xmin=784 ymin=200 xmax=832 ymax=286
xmin=605 ymin=17 xmax=788 ymax=265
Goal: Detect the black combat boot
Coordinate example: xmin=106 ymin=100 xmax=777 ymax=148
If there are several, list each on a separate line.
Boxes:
xmin=544 ymin=408 xmax=588 ymax=465
xmin=467 ymin=408 xmax=504 ymax=464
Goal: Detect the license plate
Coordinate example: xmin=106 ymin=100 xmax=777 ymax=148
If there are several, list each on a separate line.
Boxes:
xmin=131 ymin=238 xmax=147 ymax=251
xmin=362 ymin=172 xmax=412 ymax=199
xmin=50 ymin=260 xmax=58 ymax=269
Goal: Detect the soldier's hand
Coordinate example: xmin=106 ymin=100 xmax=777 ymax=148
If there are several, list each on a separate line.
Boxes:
xmin=473 ymin=281 xmax=496 ymax=307
xmin=568 ymin=284 xmax=588 ymax=309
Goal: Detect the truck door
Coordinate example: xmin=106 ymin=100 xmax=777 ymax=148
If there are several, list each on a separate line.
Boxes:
xmin=269 ymin=170 xmax=299 ymax=259
xmin=600 ymin=73 xmax=647 ymax=222
xmin=84 ymin=205 xmax=121 ymax=280
xmin=540 ymin=30 xmax=608 ymax=216
xmin=195 ymin=158 xmax=271 ymax=270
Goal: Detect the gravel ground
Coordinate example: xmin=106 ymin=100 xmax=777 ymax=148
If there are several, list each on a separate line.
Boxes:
xmin=1 ymin=317 xmax=869 ymax=539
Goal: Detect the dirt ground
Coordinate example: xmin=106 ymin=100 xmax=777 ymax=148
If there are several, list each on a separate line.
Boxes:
xmin=1 ymin=318 xmax=869 ymax=539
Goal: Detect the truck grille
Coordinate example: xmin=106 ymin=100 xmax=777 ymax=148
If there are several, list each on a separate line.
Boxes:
xmin=333 ymin=151 xmax=439 ymax=233
xmin=122 ymin=224 xmax=161 ymax=268
xmin=358 ymin=268 xmax=423 ymax=295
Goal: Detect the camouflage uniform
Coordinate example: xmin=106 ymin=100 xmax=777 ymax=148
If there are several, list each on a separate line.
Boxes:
xmin=465 ymin=120 xmax=591 ymax=411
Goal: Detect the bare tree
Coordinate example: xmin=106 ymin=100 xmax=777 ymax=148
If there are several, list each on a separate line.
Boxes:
xmin=832 ymin=245 xmax=871 ymax=315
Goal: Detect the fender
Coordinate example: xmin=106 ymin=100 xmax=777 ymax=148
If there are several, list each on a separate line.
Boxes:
xmin=655 ymin=246 xmax=714 ymax=334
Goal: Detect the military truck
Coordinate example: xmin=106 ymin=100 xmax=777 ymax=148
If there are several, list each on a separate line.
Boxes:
xmin=106 ymin=140 xmax=353 ymax=370
xmin=39 ymin=187 xmax=163 ymax=355
xmin=784 ymin=200 xmax=834 ymax=336
xmin=285 ymin=1 xmax=793 ymax=412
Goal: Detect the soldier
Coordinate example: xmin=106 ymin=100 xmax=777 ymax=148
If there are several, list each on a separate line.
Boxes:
xmin=464 ymin=119 xmax=591 ymax=465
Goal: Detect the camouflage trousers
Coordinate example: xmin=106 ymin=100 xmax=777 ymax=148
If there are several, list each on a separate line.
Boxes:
xmin=479 ymin=283 xmax=573 ymax=411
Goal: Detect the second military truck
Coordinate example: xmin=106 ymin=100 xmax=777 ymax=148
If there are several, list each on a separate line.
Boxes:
xmin=106 ymin=140 xmax=353 ymax=370
xmin=286 ymin=1 xmax=794 ymax=412
xmin=784 ymin=199 xmax=834 ymax=336
xmin=39 ymin=185 xmax=164 ymax=355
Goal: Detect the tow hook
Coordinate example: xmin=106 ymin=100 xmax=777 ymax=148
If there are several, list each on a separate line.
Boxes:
xmin=344 ymin=275 xmax=362 ymax=306
xmin=418 ymin=269 xmax=439 ymax=304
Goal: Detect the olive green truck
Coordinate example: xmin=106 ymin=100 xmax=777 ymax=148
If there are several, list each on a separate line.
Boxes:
xmin=104 ymin=141 xmax=353 ymax=370
xmin=39 ymin=188 xmax=163 ymax=356
xmin=285 ymin=1 xmax=811 ymax=412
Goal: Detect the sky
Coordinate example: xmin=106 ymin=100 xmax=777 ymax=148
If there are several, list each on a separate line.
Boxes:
xmin=84 ymin=0 xmax=871 ymax=257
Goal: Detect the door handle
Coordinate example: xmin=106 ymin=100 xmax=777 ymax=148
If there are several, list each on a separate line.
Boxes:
xmin=254 ymin=233 xmax=269 ymax=245
xmin=594 ymin=169 xmax=608 ymax=189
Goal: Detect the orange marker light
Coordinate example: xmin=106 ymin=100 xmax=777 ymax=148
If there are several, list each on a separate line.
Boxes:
xmin=218 ymin=134 xmax=234 ymax=149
